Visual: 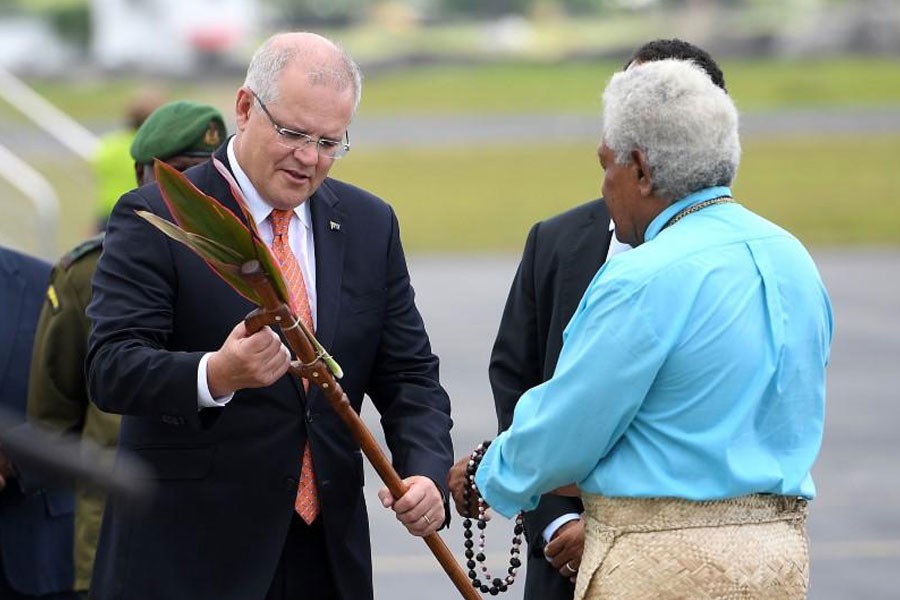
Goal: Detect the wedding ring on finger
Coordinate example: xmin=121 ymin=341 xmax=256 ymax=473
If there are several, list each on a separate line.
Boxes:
xmin=422 ymin=514 xmax=432 ymax=526
xmin=564 ymin=561 xmax=578 ymax=574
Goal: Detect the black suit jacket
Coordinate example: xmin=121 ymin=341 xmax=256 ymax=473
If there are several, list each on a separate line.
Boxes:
xmin=488 ymin=199 xmax=611 ymax=600
xmin=86 ymin=146 xmax=453 ymax=600
xmin=0 ymin=246 xmax=75 ymax=596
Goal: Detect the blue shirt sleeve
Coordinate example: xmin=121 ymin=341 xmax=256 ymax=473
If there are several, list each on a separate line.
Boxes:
xmin=476 ymin=269 xmax=670 ymax=518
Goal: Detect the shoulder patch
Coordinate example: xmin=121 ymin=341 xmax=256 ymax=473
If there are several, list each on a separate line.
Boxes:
xmin=46 ymin=284 xmax=60 ymax=312
xmin=58 ymin=232 xmax=105 ymax=271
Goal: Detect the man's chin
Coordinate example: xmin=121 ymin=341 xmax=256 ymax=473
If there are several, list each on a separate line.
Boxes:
xmin=269 ymin=187 xmax=314 ymax=210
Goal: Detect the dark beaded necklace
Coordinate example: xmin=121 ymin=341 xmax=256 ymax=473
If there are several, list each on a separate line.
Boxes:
xmin=660 ymin=195 xmax=734 ymax=231
xmin=462 ymin=441 xmax=525 ymax=596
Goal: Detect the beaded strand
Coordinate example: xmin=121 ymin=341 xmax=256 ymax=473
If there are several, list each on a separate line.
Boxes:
xmin=462 ymin=441 xmax=525 ymax=596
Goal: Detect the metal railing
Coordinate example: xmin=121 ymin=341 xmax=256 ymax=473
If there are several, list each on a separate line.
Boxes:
xmin=0 ymin=141 xmax=60 ymax=259
xmin=0 ymin=68 xmax=99 ymax=160
xmin=0 ymin=67 xmax=99 ymax=258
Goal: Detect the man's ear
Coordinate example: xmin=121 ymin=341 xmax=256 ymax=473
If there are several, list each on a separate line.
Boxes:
xmin=235 ymin=88 xmax=253 ymax=130
xmin=632 ymin=149 xmax=653 ymax=196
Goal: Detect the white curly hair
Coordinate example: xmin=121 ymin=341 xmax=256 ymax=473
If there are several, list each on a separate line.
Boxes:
xmin=602 ymin=58 xmax=740 ymax=203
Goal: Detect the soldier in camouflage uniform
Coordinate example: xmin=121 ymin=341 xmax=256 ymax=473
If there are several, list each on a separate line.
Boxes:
xmin=27 ymin=101 xmax=227 ymax=596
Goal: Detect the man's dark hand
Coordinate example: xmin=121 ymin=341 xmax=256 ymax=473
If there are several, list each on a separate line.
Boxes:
xmin=449 ymin=454 xmax=487 ymax=518
xmin=544 ymin=518 xmax=585 ymax=583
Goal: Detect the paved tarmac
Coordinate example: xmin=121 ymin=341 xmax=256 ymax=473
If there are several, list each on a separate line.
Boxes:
xmin=2 ymin=108 xmax=899 ymax=158
xmin=359 ymin=248 xmax=900 ymax=599
xmin=350 ymin=108 xmax=900 ymax=150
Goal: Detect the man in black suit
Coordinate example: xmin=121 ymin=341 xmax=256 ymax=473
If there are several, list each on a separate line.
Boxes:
xmin=449 ymin=39 xmax=727 ymax=600
xmin=0 ymin=244 xmax=77 ymax=600
xmin=86 ymin=32 xmax=453 ymax=600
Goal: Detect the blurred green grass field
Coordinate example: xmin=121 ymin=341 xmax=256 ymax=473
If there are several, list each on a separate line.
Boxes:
xmin=5 ymin=58 xmax=900 ymax=123
xmin=331 ymin=135 xmax=900 ymax=252
xmin=2 ymin=58 xmax=898 ymax=254
xmin=358 ymin=58 xmax=900 ymax=115
xmin=8 ymin=135 xmax=900 ymax=253
xmin=7 ymin=133 xmax=893 ymax=255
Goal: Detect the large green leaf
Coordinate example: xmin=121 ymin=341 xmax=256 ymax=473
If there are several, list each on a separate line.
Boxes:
xmin=153 ymin=160 xmax=291 ymax=306
xmin=154 ymin=161 xmax=256 ymax=258
xmin=146 ymin=160 xmax=343 ymax=379
xmin=136 ymin=210 xmax=264 ymax=306
xmin=211 ymin=158 xmax=292 ymax=306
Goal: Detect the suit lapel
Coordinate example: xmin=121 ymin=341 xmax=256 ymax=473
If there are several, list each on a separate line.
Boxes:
xmin=0 ymin=251 xmax=26 ymax=393
xmin=201 ymin=144 xmax=245 ymax=222
xmin=309 ymin=181 xmax=346 ymax=353
xmin=560 ymin=200 xmax=612 ymax=315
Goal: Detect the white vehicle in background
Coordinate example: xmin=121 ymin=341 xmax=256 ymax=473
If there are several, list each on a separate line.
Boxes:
xmin=90 ymin=0 xmax=259 ymax=74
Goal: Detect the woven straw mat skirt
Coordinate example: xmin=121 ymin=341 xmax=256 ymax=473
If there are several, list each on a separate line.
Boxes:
xmin=574 ymin=494 xmax=810 ymax=600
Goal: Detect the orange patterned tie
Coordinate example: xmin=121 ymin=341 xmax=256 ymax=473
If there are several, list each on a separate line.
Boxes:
xmin=269 ymin=209 xmax=319 ymax=524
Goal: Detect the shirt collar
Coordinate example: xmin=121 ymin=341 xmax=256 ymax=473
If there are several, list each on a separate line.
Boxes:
xmin=644 ymin=186 xmax=732 ymax=243
xmin=226 ymin=137 xmax=312 ymax=231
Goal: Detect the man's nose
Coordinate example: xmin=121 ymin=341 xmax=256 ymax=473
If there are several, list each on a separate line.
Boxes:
xmin=293 ymin=140 xmax=320 ymax=164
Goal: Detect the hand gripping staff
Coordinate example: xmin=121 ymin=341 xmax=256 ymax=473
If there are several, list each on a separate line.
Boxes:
xmin=137 ymin=159 xmax=482 ymax=600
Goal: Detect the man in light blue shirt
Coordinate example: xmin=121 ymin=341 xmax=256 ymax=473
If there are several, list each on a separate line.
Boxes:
xmin=474 ymin=59 xmax=833 ymax=599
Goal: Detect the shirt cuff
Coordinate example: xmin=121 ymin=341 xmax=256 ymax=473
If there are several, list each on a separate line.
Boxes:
xmin=474 ymin=433 xmax=528 ymax=519
xmin=197 ymin=352 xmax=234 ymax=409
xmin=542 ymin=513 xmax=581 ymax=545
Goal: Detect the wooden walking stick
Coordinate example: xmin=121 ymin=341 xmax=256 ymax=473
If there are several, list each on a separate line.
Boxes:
xmin=240 ymin=261 xmax=481 ymax=600
xmin=137 ymin=159 xmax=482 ymax=600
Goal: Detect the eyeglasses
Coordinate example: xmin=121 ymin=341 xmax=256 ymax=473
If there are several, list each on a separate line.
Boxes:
xmin=249 ymin=89 xmax=350 ymax=159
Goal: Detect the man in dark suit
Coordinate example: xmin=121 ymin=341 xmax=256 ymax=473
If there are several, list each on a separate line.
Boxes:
xmin=86 ymin=32 xmax=453 ymax=600
xmin=27 ymin=100 xmax=227 ymax=598
xmin=0 ymin=244 xmax=77 ymax=600
xmin=448 ymin=39 xmax=727 ymax=600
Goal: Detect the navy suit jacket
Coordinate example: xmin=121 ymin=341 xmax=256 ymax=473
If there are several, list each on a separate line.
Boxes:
xmin=488 ymin=199 xmax=612 ymax=600
xmin=86 ymin=145 xmax=453 ymax=600
xmin=0 ymin=246 xmax=75 ymax=596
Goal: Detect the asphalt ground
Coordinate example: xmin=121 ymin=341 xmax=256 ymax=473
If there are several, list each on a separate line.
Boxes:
xmin=358 ymin=248 xmax=900 ymax=599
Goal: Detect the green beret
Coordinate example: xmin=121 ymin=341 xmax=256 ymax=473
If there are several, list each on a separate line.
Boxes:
xmin=130 ymin=100 xmax=226 ymax=164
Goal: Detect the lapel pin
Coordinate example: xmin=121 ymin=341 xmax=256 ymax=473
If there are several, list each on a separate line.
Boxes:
xmin=329 ymin=221 xmax=341 ymax=231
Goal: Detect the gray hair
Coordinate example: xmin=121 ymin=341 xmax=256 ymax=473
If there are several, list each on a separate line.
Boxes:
xmin=243 ymin=33 xmax=363 ymax=114
xmin=602 ymin=59 xmax=740 ymax=203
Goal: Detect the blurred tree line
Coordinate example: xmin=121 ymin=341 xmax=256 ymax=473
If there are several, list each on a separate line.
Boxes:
xmin=258 ymin=0 xmax=847 ymax=25
xmin=0 ymin=0 xmax=861 ymax=41
xmin=0 ymin=0 xmax=89 ymax=45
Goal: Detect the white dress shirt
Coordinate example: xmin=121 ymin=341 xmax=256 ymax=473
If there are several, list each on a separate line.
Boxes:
xmin=605 ymin=219 xmax=632 ymax=261
xmin=196 ymin=138 xmax=317 ymax=408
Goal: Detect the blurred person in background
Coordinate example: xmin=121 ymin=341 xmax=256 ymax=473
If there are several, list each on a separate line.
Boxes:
xmin=85 ymin=32 xmax=453 ymax=600
xmin=449 ymin=39 xmax=728 ymax=600
xmin=91 ymin=86 xmax=165 ymax=232
xmin=27 ymin=100 xmax=227 ymax=599
xmin=467 ymin=59 xmax=832 ymax=599
xmin=0 ymin=244 xmax=77 ymax=600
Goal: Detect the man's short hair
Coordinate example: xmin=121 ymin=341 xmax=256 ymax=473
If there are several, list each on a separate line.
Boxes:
xmin=627 ymin=38 xmax=727 ymax=93
xmin=243 ymin=33 xmax=363 ymax=114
